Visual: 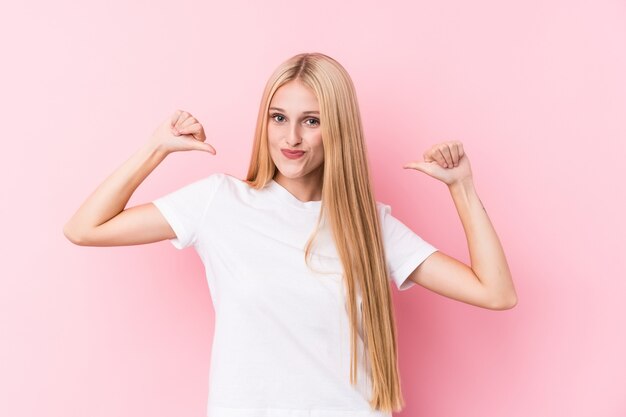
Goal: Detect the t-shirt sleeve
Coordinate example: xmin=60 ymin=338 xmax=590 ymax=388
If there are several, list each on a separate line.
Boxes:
xmin=378 ymin=202 xmax=438 ymax=291
xmin=151 ymin=173 xmax=224 ymax=250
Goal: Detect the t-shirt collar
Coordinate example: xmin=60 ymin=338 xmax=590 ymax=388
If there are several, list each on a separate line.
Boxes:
xmin=267 ymin=179 xmax=322 ymax=210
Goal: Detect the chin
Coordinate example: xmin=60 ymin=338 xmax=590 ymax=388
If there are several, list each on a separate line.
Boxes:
xmin=276 ymin=168 xmax=305 ymax=179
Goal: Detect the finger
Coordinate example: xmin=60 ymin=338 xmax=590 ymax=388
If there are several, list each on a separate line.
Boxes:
xmin=426 ymin=148 xmax=445 ymax=165
xmin=195 ymin=139 xmax=216 ymax=154
xmin=196 ymin=139 xmax=217 ymax=154
xmin=178 ymin=116 xmax=197 ymax=130
xmin=173 ymin=110 xmax=190 ymax=131
xmin=177 ymin=117 xmax=200 ymax=137
xmin=441 ymin=145 xmax=455 ymax=167
xmin=449 ymin=143 xmax=460 ymax=166
xmin=457 ymin=142 xmax=465 ymax=159
xmin=179 ymin=135 xmax=216 ymax=154
xmin=170 ymin=109 xmax=183 ymax=128
xmin=170 ymin=110 xmax=186 ymax=135
xmin=402 ymin=161 xmax=425 ymax=171
xmin=177 ymin=122 xmax=206 ymax=141
xmin=436 ymin=148 xmax=449 ymax=167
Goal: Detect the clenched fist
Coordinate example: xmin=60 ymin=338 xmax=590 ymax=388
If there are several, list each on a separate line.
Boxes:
xmin=148 ymin=109 xmax=217 ymax=155
xmin=403 ymin=141 xmax=472 ymax=186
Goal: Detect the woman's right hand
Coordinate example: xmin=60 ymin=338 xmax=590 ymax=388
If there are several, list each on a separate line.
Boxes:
xmin=149 ymin=109 xmax=217 ymax=155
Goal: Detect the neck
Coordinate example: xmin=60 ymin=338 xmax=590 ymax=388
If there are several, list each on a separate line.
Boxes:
xmin=273 ymin=169 xmax=323 ymax=202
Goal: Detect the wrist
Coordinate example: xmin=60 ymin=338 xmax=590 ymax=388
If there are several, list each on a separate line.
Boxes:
xmin=140 ymin=141 xmax=169 ymax=160
xmin=448 ymin=176 xmax=475 ymax=193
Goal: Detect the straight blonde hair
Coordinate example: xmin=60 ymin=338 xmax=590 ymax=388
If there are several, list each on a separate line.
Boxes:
xmin=245 ymin=52 xmax=405 ymax=413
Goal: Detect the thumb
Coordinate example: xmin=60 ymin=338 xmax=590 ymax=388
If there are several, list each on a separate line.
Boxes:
xmin=403 ymin=160 xmax=433 ymax=173
xmin=201 ymin=142 xmax=217 ymax=155
xmin=182 ymin=136 xmax=217 ymax=154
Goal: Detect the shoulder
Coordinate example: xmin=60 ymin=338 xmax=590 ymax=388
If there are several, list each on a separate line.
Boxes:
xmin=375 ymin=200 xmax=392 ymax=216
xmin=167 ymin=172 xmax=230 ymax=201
xmin=375 ymin=201 xmax=411 ymax=230
xmin=196 ymin=172 xmax=243 ymax=189
xmin=217 ymin=172 xmax=253 ymax=191
xmin=206 ymin=172 xmax=260 ymax=202
xmin=375 ymin=200 xmax=389 ymax=210
xmin=204 ymin=172 xmax=228 ymax=183
xmin=179 ymin=172 xmax=228 ymax=194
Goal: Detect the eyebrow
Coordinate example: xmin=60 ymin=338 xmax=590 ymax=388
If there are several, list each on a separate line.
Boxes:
xmin=269 ymin=107 xmax=320 ymax=115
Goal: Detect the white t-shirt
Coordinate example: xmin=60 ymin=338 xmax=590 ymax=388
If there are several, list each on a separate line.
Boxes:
xmin=152 ymin=172 xmax=437 ymax=417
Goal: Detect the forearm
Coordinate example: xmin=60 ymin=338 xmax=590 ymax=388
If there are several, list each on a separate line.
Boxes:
xmin=63 ymin=143 xmax=167 ymax=238
xmin=448 ymin=177 xmax=517 ymax=305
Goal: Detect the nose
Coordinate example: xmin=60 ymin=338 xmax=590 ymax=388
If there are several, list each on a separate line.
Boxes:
xmin=286 ymin=124 xmax=302 ymax=147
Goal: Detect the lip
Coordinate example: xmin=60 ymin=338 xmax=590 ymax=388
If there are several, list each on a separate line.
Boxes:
xmin=281 ymin=149 xmax=305 ymax=159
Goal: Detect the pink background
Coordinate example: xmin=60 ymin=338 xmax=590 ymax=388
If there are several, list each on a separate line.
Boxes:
xmin=1 ymin=0 xmax=625 ymax=416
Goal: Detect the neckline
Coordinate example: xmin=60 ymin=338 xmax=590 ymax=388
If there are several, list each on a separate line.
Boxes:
xmin=267 ymin=179 xmax=322 ymax=210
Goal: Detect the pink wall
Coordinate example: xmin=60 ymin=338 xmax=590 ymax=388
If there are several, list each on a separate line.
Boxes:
xmin=1 ymin=0 xmax=625 ymax=416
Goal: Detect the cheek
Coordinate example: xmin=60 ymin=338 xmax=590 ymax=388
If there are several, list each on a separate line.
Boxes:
xmin=266 ymin=126 xmax=280 ymax=147
xmin=312 ymin=134 xmax=324 ymax=153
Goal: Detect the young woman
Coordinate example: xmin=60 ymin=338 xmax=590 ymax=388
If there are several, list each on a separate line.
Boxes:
xmin=64 ymin=52 xmax=516 ymax=417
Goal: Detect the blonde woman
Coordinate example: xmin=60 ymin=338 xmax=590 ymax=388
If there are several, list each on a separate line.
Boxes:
xmin=64 ymin=52 xmax=517 ymax=416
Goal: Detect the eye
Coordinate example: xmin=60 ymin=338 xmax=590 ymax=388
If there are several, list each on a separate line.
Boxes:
xmin=305 ymin=118 xmax=320 ymax=127
xmin=270 ymin=113 xmax=285 ymax=123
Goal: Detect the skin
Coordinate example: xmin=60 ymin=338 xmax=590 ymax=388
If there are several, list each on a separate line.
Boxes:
xmin=403 ymin=143 xmax=517 ymax=310
xmin=267 ymin=79 xmax=324 ymax=202
xmin=64 ymin=92 xmax=516 ymax=310
xmin=265 ymin=82 xmax=517 ymax=310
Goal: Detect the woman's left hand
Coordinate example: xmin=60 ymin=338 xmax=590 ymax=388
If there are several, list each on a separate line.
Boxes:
xmin=403 ymin=140 xmax=473 ymax=186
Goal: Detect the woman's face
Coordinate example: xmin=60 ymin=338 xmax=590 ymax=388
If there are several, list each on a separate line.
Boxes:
xmin=267 ymin=79 xmax=324 ymax=183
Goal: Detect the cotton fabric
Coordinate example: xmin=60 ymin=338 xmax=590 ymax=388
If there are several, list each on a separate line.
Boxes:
xmin=152 ymin=172 xmax=437 ymax=417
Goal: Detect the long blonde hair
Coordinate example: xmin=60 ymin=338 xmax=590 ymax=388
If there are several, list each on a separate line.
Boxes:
xmin=245 ymin=52 xmax=405 ymax=412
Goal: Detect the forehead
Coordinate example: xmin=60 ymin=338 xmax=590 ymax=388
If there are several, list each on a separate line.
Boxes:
xmin=269 ymin=80 xmax=319 ymax=111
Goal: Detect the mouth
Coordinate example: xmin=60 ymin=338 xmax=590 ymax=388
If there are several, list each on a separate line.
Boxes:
xmin=281 ymin=149 xmax=305 ymax=159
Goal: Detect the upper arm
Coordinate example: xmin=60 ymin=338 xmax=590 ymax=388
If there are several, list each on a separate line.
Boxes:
xmin=408 ymin=251 xmax=510 ymax=310
xmin=66 ymin=173 xmax=225 ymax=248
xmin=66 ymin=202 xmax=176 ymax=247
